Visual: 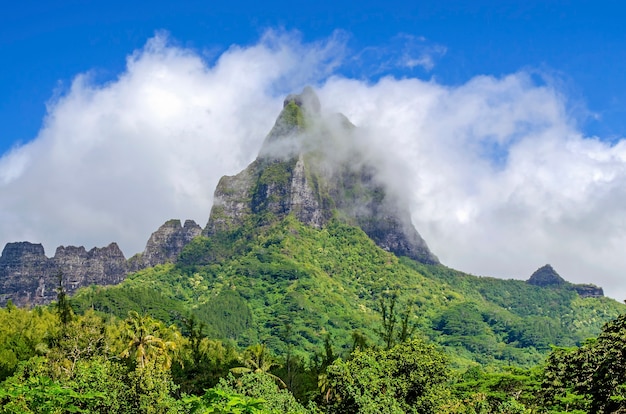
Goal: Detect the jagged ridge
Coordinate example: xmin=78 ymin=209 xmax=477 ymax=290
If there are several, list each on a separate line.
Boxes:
xmin=204 ymin=87 xmax=439 ymax=264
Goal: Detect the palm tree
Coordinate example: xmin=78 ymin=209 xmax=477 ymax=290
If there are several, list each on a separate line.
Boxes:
xmin=121 ymin=311 xmax=178 ymax=369
xmin=230 ymin=343 xmax=287 ymax=388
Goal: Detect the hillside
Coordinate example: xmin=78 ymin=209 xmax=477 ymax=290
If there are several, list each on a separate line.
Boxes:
xmin=72 ymin=214 xmax=624 ymax=367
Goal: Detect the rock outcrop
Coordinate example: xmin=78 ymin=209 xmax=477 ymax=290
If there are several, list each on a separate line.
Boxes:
xmin=527 ymin=264 xmax=566 ymax=287
xmin=204 ymin=87 xmax=439 ymax=264
xmin=526 ymin=264 xmax=604 ymax=298
xmin=0 ymin=241 xmax=128 ymax=307
xmin=573 ymin=284 xmax=604 ymax=298
xmin=0 ymin=219 xmax=203 ymax=307
xmin=0 ymin=242 xmax=52 ymax=306
xmin=54 ymin=243 xmax=128 ymax=290
xmin=130 ymin=219 xmax=202 ymax=270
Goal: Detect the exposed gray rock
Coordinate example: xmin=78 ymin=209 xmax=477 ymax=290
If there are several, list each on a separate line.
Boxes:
xmin=0 ymin=241 xmax=128 ymax=307
xmin=0 ymin=242 xmax=52 ymax=306
xmin=527 ymin=264 xmax=566 ymax=287
xmin=574 ymin=284 xmax=604 ymax=298
xmin=204 ymin=87 xmax=439 ymax=264
xmin=131 ymin=219 xmax=202 ymax=270
xmin=55 ymin=243 xmax=127 ymax=290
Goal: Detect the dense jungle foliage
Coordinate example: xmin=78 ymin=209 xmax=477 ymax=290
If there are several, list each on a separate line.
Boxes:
xmin=72 ymin=216 xmax=623 ymax=367
xmin=2 ymin=215 xmax=625 ymax=412
xmin=2 ymin=293 xmax=626 ymax=412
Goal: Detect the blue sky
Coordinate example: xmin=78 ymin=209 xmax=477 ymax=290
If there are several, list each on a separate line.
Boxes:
xmin=3 ymin=1 xmax=626 ymax=300
xmin=2 ymin=0 xmax=625 ymax=152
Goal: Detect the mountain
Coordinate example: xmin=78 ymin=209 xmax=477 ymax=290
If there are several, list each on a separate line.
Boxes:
xmin=527 ymin=264 xmax=604 ymax=298
xmin=0 ymin=87 xmax=438 ymax=307
xmin=204 ymin=87 xmax=438 ymax=265
xmin=63 ymin=88 xmax=624 ymax=367
xmin=0 ymin=219 xmax=202 ymax=307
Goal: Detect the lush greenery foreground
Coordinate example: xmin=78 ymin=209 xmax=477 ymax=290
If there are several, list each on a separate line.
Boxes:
xmin=1 ymin=214 xmax=625 ymax=413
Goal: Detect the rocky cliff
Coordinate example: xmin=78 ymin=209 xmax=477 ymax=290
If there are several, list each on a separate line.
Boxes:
xmin=526 ymin=264 xmax=604 ymax=298
xmin=0 ymin=241 xmax=128 ymax=307
xmin=204 ymin=87 xmax=439 ymax=264
xmin=0 ymin=218 xmax=203 ymax=307
xmin=130 ymin=219 xmax=202 ymax=270
xmin=0 ymin=242 xmax=52 ymax=306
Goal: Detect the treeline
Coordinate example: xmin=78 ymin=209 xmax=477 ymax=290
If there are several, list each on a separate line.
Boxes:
xmin=1 ymin=295 xmax=625 ymax=413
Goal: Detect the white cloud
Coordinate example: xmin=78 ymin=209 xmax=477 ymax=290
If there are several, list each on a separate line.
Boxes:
xmin=2 ymin=31 xmax=626 ymax=301
xmin=0 ymin=30 xmax=346 ymax=256
xmin=319 ymin=73 xmax=626 ymax=301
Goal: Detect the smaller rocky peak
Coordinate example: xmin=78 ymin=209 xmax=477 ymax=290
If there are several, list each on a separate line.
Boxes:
xmin=183 ymin=219 xmax=201 ymax=231
xmin=88 ymin=242 xmax=126 ymax=260
xmin=527 ymin=264 xmax=566 ymax=287
xmin=54 ymin=245 xmax=88 ymax=258
xmin=1 ymin=242 xmax=46 ymax=263
xmin=134 ymin=219 xmax=202 ymax=269
xmin=573 ymin=284 xmax=604 ymax=298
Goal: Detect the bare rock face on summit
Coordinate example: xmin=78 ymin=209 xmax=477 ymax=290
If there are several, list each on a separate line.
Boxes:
xmin=204 ymin=87 xmax=439 ymax=265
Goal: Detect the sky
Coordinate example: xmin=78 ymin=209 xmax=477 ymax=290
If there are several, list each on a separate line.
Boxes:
xmin=2 ymin=1 xmax=626 ymax=299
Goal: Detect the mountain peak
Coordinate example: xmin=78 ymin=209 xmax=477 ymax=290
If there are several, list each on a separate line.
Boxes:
xmin=284 ymin=86 xmax=321 ymax=115
xmin=527 ymin=264 xmax=566 ymax=287
xmin=204 ymin=89 xmax=439 ymax=265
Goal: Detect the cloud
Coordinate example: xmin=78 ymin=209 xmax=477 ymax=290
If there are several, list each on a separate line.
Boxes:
xmin=0 ymin=30 xmax=346 ymax=256
xmin=346 ymin=34 xmax=446 ymax=76
xmin=319 ymin=73 xmax=626 ymax=300
xmin=2 ymin=30 xmax=626 ymax=301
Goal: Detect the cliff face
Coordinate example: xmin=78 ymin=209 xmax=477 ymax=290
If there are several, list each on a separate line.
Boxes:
xmin=54 ymin=243 xmax=128 ymax=290
xmin=204 ymin=87 xmax=439 ymax=264
xmin=0 ymin=219 xmax=203 ymax=307
xmin=0 ymin=242 xmax=52 ymax=306
xmin=0 ymin=242 xmax=128 ymax=307
xmin=130 ymin=219 xmax=202 ymax=270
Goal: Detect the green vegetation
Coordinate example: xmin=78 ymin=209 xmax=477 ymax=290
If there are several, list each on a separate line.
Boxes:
xmin=5 ymin=300 xmax=626 ymax=412
xmin=3 ymin=213 xmax=626 ymax=412
xmin=2 ymin=280 xmax=626 ymax=412
xmin=282 ymin=101 xmax=305 ymax=129
xmin=71 ymin=216 xmax=624 ymax=368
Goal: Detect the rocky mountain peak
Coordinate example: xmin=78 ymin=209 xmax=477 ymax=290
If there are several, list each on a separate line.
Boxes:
xmin=284 ymin=86 xmax=321 ymax=115
xmin=527 ymin=264 xmax=566 ymax=287
xmin=130 ymin=219 xmax=202 ymax=270
xmin=526 ymin=264 xmax=604 ymax=298
xmin=204 ymin=88 xmax=439 ymax=264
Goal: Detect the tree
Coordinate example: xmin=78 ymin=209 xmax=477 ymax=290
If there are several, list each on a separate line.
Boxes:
xmin=230 ymin=344 xmax=286 ymax=388
xmin=325 ymin=339 xmax=452 ymax=413
xmin=55 ymin=272 xmax=73 ymax=328
xmin=377 ymin=293 xmax=416 ymax=350
xmin=216 ymin=373 xmax=310 ymax=414
xmin=121 ymin=311 xmax=179 ymax=370
xmin=542 ymin=313 xmax=626 ymax=413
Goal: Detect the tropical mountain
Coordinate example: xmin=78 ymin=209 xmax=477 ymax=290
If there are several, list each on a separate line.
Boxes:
xmin=63 ymin=87 xmax=624 ymax=367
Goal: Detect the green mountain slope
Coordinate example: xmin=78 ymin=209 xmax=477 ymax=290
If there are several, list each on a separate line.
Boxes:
xmin=72 ymin=214 xmax=625 ymax=368
xmin=72 ymin=87 xmax=625 ymax=369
